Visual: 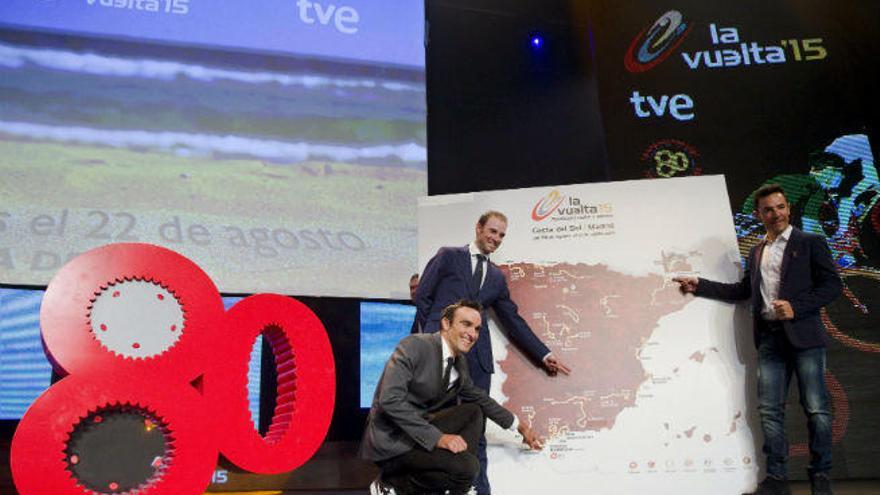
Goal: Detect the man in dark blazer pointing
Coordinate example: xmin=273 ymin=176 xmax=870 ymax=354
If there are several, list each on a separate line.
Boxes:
xmin=413 ymin=210 xmax=570 ymax=494
xmin=675 ymin=184 xmax=841 ymax=495
xmin=361 ymin=300 xmax=542 ymax=495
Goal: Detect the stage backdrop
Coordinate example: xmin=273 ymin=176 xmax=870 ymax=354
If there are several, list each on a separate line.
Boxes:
xmin=589 ymin=1 xmax=879 ymax=479
xmin=419 ymin=175 xmax=762 ymax=494
xmin=0 ymin=0 xmax=425 ymax=299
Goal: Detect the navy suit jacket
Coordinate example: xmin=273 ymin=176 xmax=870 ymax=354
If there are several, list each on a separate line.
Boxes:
xmin=695 ymin=227 xmax=842 ymax=349
xmin=413 ymin=246 xmax=550 ymax=379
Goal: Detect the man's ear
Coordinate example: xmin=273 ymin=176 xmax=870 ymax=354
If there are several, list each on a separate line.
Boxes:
xmin=440 ymin=317 xmax=451 ymax=332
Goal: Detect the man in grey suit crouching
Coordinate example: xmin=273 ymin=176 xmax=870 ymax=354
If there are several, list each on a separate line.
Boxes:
xmin=360 ymin=300 xmax=542 ymax=495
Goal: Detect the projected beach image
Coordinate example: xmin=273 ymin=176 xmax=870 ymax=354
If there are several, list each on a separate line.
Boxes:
xmin=0 ymin=36 xmax=425 ymax=298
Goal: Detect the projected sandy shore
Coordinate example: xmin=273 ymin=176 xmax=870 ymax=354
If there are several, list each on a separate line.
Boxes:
xmin=0 ymin=140 xmax=425 ymax=298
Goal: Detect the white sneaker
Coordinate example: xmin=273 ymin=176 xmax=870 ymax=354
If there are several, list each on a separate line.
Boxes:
xmin=441 ymin=487 xmax=476 ymax=495
xmin=370 ymin=476 xmax=397 ymax=495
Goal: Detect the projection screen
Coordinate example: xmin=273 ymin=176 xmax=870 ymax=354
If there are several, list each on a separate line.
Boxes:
xmin=0 ymin=0 xmax=425 ymax=298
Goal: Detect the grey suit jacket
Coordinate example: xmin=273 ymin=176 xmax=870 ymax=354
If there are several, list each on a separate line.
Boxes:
xmin=359 ymin=332 xmax=515 ymax=461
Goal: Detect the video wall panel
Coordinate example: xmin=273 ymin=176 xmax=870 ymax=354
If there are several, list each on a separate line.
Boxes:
xmin=359 ymin=301 xmax=415 ymax=408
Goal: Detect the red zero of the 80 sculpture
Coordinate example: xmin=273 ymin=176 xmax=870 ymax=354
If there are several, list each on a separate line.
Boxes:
xmin=10 ymin=243 xmax=336 ymax=495
xmin=207 ymin=293 xmax=336 ymax=473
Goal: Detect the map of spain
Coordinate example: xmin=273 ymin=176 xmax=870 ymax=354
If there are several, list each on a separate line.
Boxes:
xmin=498 ymin=256 xmax=695 ymax=439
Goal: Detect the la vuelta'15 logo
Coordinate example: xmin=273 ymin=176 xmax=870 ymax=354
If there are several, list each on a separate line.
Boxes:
xmin=624 ymin=10 xmax=692 ymax=73
xmin=531 ymin=189 xmax=567 ymax=221
xmin=11 ymin=243 xmax=336 ymax=494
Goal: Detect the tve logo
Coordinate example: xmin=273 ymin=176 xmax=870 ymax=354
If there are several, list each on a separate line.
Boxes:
xmin=629 ymin=91 xmax=695 ymax=121
xmin=295 ymin=0 xmax=360 ymax=34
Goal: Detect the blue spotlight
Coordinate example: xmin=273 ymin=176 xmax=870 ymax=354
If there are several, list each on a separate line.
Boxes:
xmin=530 ymin=34 xmax=544 ymax=49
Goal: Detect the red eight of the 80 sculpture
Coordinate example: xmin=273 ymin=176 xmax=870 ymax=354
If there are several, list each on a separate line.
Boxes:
xmin=10 ymin=243 xmax=336 ymax=494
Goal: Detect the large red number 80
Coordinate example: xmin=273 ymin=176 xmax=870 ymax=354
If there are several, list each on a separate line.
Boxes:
xmin=10 ymin=243 xmax=335 ymax=494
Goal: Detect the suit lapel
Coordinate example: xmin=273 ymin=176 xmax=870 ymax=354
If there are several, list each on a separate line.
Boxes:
xmin=778 ymin=228 xmax=799 ymax=288
xmin=432 ymin=333 xmax=459 ymax=403
xmin=453 ymin=355 xmax=467 ymax=386
xmin=439 ymin=356 xmax=467 ymax=403
xmin=482 ymin=261 xmax=497 ymax=296
xmin=429 ymin=332 xmax=444 ymax=387
xmin=459 ymin=246 xmax=479 ymax=299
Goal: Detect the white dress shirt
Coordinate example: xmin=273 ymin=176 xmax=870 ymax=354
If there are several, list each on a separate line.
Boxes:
xmin=440 ymin=336 xmax=461 ymax=386
xmin=759 ymin=225 xmax=792 ymax=320
xmin=468 ymin=242 xmax=489 ymax=288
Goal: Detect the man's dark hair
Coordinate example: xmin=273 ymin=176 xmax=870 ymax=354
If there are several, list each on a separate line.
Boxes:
xmin=409 ymin=273 xmax=419 ymax=282
xmin=477 ymin=210 xmax=508 ymax=227
xmin=754 ymin=183 xmax=788 ymax=203
xmin=440 ymin=299 xmax=483 ymax=325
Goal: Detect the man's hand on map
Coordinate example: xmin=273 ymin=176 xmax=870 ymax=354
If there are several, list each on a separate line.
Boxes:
xmin=672 ymin=276 xmax=699 ymax=294
xmin=771 ymin=299 xmax=794 ymax=320
xmin=517 ymin=420 xmax=544 ymax=450
xmin=543 ymin=354 xmax=572 ymax=376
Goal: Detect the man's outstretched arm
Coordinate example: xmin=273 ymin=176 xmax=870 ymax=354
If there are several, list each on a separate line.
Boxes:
xmin=673 ymin=268 xmax=752 ymax=302
xmin=493 ymin=283 xmax=571 ymax=376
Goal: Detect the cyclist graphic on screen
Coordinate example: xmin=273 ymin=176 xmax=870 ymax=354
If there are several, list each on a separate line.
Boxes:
xmin=735 ymin=133 xmax=879 ymax=353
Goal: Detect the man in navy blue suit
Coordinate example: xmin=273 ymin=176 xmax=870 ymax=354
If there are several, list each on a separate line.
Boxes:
xmin=414 ymin=210 xmax=571 ymax=495
xmin=675 ymin=184 xmax=841 ymax=495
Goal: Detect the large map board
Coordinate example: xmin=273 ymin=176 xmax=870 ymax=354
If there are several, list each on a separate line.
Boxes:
xmin=418 ymin=176 xmax=760 ymax=494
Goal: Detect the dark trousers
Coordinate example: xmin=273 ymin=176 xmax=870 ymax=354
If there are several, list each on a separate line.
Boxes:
xmin=756 ymin=320 xmax=832 ymax=478
xmin=467 ymin=366 xmax=492 ymax=495
xmin=379 ymin=403 xmax=485 ymax=495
